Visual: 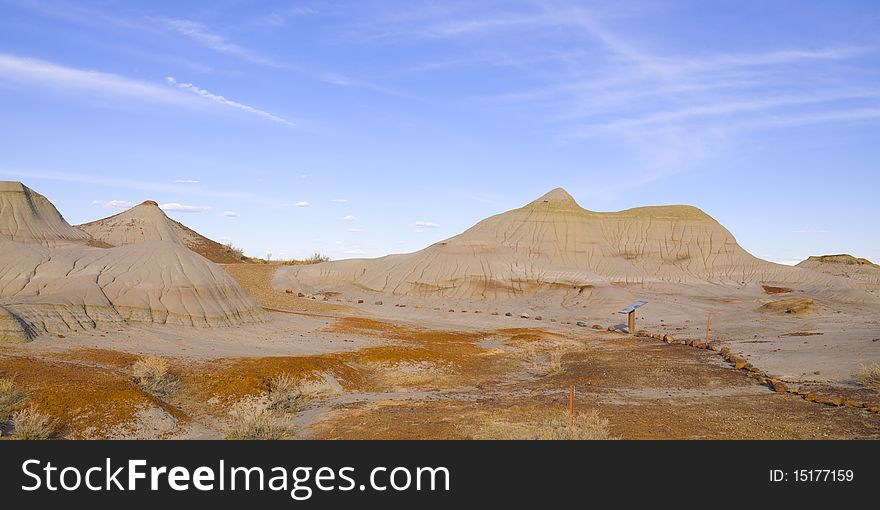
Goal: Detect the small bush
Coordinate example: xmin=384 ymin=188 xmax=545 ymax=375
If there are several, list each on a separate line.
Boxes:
xmin=470 ymin=410 xmax=615 ymax=441
xmin=224 ymin=243 xmax=245 ymax=260
xmin=858 ymin=363 xmax=880 ymax=388
xmin=538 ymin=411 xmax=614 ymax=440
xmin=267 ymin=373 xmax=304 ymax=413
xmin=0 ymin=375 xmax=27 ymax=422
xmin=132 ymin=356 xmax=180 ymax=397
xmin=225 ymin=397 xmax=292 ymax=440
xmin=280 ymin=252 xmax=331 ymax=266
xmin=12 ymin=406 xmax=55 ymax=440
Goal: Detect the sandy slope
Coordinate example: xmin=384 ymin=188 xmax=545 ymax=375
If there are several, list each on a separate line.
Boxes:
xmin=0 ymin=181 xmax=91 ymax=246
xmin=79 ymin=200 xmax=243 ymax=263
xmin=797 ymin=255 xmax=880 ymax=295
xmin=0 ymin=238 xmax=264 ymax=342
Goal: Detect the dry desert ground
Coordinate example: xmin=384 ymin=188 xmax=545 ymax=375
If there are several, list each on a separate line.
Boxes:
xmin=1 ymin=182 xmax=878 ymax=440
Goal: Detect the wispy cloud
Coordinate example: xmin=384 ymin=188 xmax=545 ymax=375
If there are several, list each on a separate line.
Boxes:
xmin=358 ymin=2 xmax=879 ymax=194
xmin=295 ymin=201 xmax=310 ymax=207
xmin=792 ymin=229 xmax=829 ymax=234
xmin=175 ymin=179 xmax=200 ymax=184
xmin=0 ymin=53 xmax=189 ymax=105
xmin=159 ymin=203 xmax=210 ymax=213
xmin=414 ymin=221 xmax=440 ymax=229
xmin=165 ymin=77 xmax=294 ymax=126
xmin=341 ymin=215 xmax=357 ymax=221
xmin=332 ymin=198 xmax=349 ymax=203
xmin=222 ymin=211 xmax=240 ymax=217
xmin=92 ymin=199 xmax=134 ymax=209
xmin=161 ymin=18 xmax=282 ymax=68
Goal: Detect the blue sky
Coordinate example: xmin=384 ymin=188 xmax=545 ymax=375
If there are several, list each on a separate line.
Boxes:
xmin=0 ymin=0 xmax=878 ymax=263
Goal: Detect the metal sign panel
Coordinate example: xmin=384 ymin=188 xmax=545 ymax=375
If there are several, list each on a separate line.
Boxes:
xmin=619 ymin=301 xmax=648 ymax=314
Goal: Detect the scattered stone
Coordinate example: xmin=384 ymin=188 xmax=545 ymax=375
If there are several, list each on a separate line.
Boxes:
xmin=520 ymin=313 xmax=530 ymax=319
xmin=297 ymin=292 xmax=306 ymax=298
xmin=491 ymin=311 xmax=500 ymax=316
xmin=769 ymin=379 xmax=788 ymax=393
xmin=550 ymin=319 xmax=557 ymax=323
xmin=285 ymin=289 xmax=293 ymax=294
xmin=576 ymin=321 xmax=588 ymax=328
xmin=607 ymin=326 xmax=615 ymax=332
xmin=831 ymin=397 xmax=846 ymax=407
xmin=505 ymin=312 xmax=513 ymax=317
xmin=357 ymin=299 xmax=364 ymax=304
xmin=374 ymin=300 xmax=383 ymax=306
xmin=534 ymin=316 xmax=542 ymax=321
xmin=449 ymin=309 xmax=455 ymax=313
xmin=636 ymin=330 xmax=650 ymax=337
xmin=592 ymin=324 xmax=603 ymax=330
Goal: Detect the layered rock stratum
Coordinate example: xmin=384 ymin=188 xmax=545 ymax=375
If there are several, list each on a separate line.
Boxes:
xmin=275 ymin=188 xmax=870 ymax=304
xmin=0 ymin=181 xmax=92 ymax=246
xmin=0 ymin=182 xmax=264 ymax=342
xmin=79 ymin=200 xmax=243 ymax=263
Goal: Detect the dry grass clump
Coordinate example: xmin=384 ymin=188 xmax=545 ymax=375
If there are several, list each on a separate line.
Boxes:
xmin=132 ymin=356 xmax=180 ymax=397
xmin=857 ymin=362 xmax=880 ymax=388
xmin=225 ymin=397 xmax=293 ymax=440
xmin=267 ymin=372 xmax=342 ymax=413
xmin=280 ymin=252 xmax=331 ymax=266
xmin=267 ymin=373 xmax=305 ymax=413
xmin=224 ymin=243 xmax=246 ymax=260
xmin=470 ymin=411 xmax=615 ymax=441
xmin=12 ymin=406 xmax=56 ymax=440
xmin=0 ymin=375 xmax=27 ymax=422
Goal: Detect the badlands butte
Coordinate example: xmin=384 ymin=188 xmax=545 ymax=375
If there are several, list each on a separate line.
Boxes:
xmin=0 ymin=181 xmax=878 ymax=440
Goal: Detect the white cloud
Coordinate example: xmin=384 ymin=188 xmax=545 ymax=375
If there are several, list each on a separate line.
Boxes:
xmin=332 ymin=198 xmax=348 ymax=203
xmin=166 ymin=77 xmax=294 ymax=127
xmin=296 ymin=201 xmax=311 ymax=207
xmin=342 ymin=215 xmax=357 ymax=221
xmin=414 ymin=221 xmax=440 ymax=229
xmin=0 ymin=53 xmax=189 ymax=105
xmin=223 ymin=211 xmax=240 ymax=217
xmin=791 ymin=229 xmax=829 ymax=234
xmin=92 ymin=199 xmax=134 ymax=209
xmin=161 ymin=18 xmax=281 ymax=68
xmin=347 ymin=228 xmax=365 ymax=233
xmin=175 ymin=179 xmax=200 ymax=184
xmin=159 ymin=203 xmax=210 ymax=213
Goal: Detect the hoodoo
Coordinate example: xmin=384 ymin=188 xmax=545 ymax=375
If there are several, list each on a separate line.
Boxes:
xmin=274 ymin=188 xmax=867 ymax=304
xmin=79 ymin=200 xmax=244 ymax=263
xmin=0 ymin=183 xmax=265 ymax=343
xmin=0 ymin=181 xmax=91 ymax=246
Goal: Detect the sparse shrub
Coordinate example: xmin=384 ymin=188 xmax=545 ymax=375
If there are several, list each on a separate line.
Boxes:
xmin=858 ymin=363 xmax=880 ymax=388
xmin=547 ymin=350 xmax=564 ymax=374
xmin=132 ymin=356 xmax=180 ymax=397
xmin=225 ymin=243 xmax=245 ymax=260
xmin=267 ymin=373 xmax=304 ymax=413
xmin=470 ymin=410 xmax=615 ymax=441
xmin=12 ymin=406 xmax=55 ymax=440
xmin=225 ymin=397 xmax=292 ymax=440
xmin=0 ymin=375 xmax=27 ymax=422
xmin=280 ymin=252 xmax=331 ymax=266
xmin=538 ymin=411 xmax=614 ymax=440
xmin=304 ymin=252 xmax=330 ymax=264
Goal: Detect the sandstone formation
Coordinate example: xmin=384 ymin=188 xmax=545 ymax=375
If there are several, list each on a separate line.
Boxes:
xmin=275 ymin=188 xmax=869 ymax=304
xmin=0 ymin=181 xmax=91 ymax=246
xmin=79 ymin=200 xmax=243 ymax=263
